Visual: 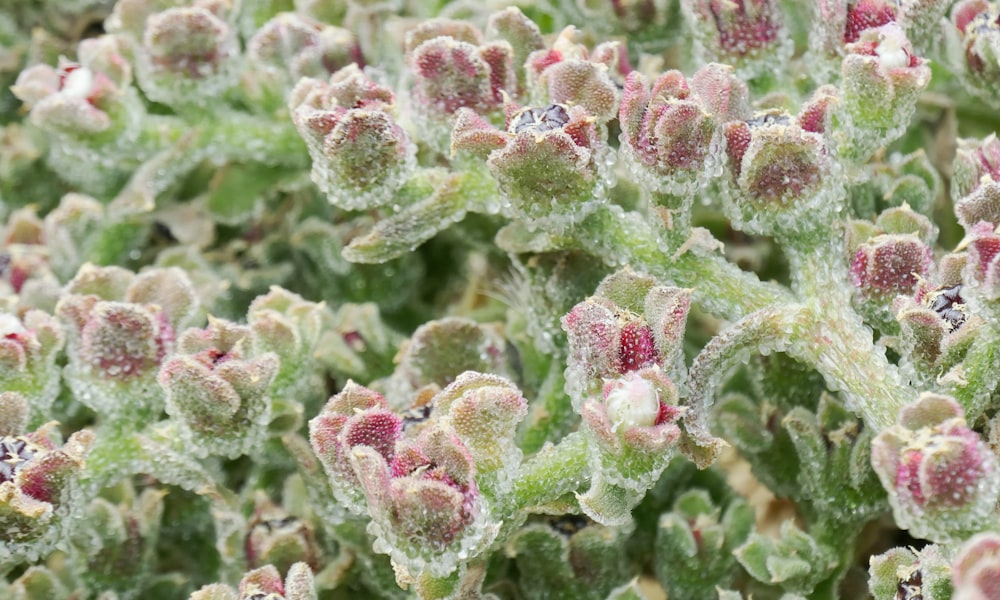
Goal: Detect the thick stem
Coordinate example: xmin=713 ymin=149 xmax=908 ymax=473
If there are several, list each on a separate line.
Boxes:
xmin=578 ymin=205 xmax=794 ymax=321
xmin=512 ymin=432 xmax=590 ymax=511
xmin=784 ymin=229 xmax=910 ymax=429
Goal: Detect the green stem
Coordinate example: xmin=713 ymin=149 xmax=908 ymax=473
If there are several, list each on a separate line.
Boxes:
xmin=512 ymin=432 xmax=590 ymax=511
xmin=950 ymin=322 xmax=1000 ymax=422
xmin=578 ymin=205 xmax=794 ymax=321
xmin=783 ymin=229 xmax=910 ymax=429
xmin=81 ymin=421 xmax=236 ymax=509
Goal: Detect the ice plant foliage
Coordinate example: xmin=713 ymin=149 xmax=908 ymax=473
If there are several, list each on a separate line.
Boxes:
xmin=5 ymin=1 xmax=1000 ymax=599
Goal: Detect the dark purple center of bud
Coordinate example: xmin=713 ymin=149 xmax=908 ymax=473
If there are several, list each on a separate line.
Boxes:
xmin=509 ymin=104 xmax=570 ymax=134
xmin=244 ymin=594 xmax=284 ymax=600
xmin=895 ymin=566 xmax=922 ymax=600
xmin=898 ymin=449 xmax=926 ymax=505
xmin=928 ymin=284 xmax=967 ymax=332
xmin=1 ymin=436 xmax=37 ymax=484
xmin=845 ymin=0 xmax=896 ymax=43
xmin=618 ymin=322 xmax=660 ymax=373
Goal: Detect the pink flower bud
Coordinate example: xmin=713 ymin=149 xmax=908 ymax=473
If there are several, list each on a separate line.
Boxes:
xmin=722 ymin=109 xmax=834 ymax=234
xmin=136 ymin=6 xmax=240 ymax=106
xmin=849 ymin=233 xmax=933 ymax=300
xmin=953 ymin=532 xmax=1000 ymax=600
xmin=681 ymin=0 xmax=790 ymax=78
xmin=620 ymin=64 xmax=748 ymax=195
xmin=949 ymin=1 xmax=1000 ymax=107
xmin=308 ymin=381 xmax=403 ymax=513
xmin=55 ymin=267 xmax=198 ymax=423
xmin=839 ymin=23 xmax=930 ymax=155
xmin=845 ymin=0 xmax=898 ymax=43
xmin=872 ymin=394 xmax=1000 ymax=540
xmin=953 ymin=134 xmax=1000 ymax=230
xmin=486 ymin=7 xmax=544 ymax=93
xmin=159 ymin=317 xmax=279 ymax=458
xmin=562 ymin=275 xmax=691 ymax=407
xmin=12 ymin=59 xmax=122 ymax=135
xmin=965 ymin=221 xmax=1000 ymax=304
xmin=0 ymin=422 xmax=94 ymax=561
xmin=247 ymin=13 xmax=361 ymax=82
xmin=405 ymin=20 xmax=516 ymax=147
xmin=290 ymin=65 xmax=415 ymax=210
xmin=351 ymin=423 xmax=495 ymax=578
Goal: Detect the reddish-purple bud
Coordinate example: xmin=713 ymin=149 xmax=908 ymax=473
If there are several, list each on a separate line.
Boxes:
xmin=849 ymin=233 xmax=934 ymax=300
xmin=953 ymin=134 xmax=1000 ymax=230
xmin=966 ymin=221 xmax=1000 ymax=302
xmin=872 ymin=394 xmax=1000 ymax=540
xmin=290 ymin=65 xmax=414 ymax=210
xmin=845 ymin=0 xmax=898 ymax=43
xmin=953 ymin=532 xmax=1000 ymax=600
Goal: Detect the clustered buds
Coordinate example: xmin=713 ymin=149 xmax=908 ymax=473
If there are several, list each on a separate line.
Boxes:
xmin=56 ymin=265 xmax=199 ymax=424
xmin=191 ymin=563 xmax=316 ymax=600
xmin=245 ymin=12 xmax=361 ymax=109
xmin=289 ymin=65 xmax=415 ymax=210
xmin=619 ymin=63 xmax=747 ymax=196
xmin=871 ymin=393 xmax=1000 ymax=541
xmin=561 ymin=269 xmax=691 ymax=406
xmin=159 ymin=317 xmax=279 ymax=458
xmin=0 ymin=422 xmax=94 ymax=563
xmin=952 ymin=134 xmax=1000 ymax=231
xmin=309 ymin=371 xmax=526 ymax=579
xmin=721 ymin=94 xmax=838 ymax=236
xmin=405 ymin=19 xmax=516 ymax=150
xmin=12 ymin=50 xmax=138 ymax=139
xmin=522 ymin=27 xmax=627 ymax=122
xmin=134 ymin=6 xmax=240 ymax=107
xmin=949 ymin=1 xmax=1000 ymax=108
xmin=680 ymin=0 xmax=791 ymax=80
xmin=452 ymin=99 xmax=608 ymax=232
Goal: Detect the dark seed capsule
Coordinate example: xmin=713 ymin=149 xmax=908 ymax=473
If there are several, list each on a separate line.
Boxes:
xmin=895 ymin=566 xmax=922 ymax=600
xmin=546 ymin=514 xmax=594 ymax=537
xmin=509 ymin=104 xmax=570 ymax=134
xmin=0 ymin=436 xmax=37 ymax=484
xmin=401 ymin=402 xmax=433 ymax=427
xmin=927 ymin=284 xmax=967 ymax=332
